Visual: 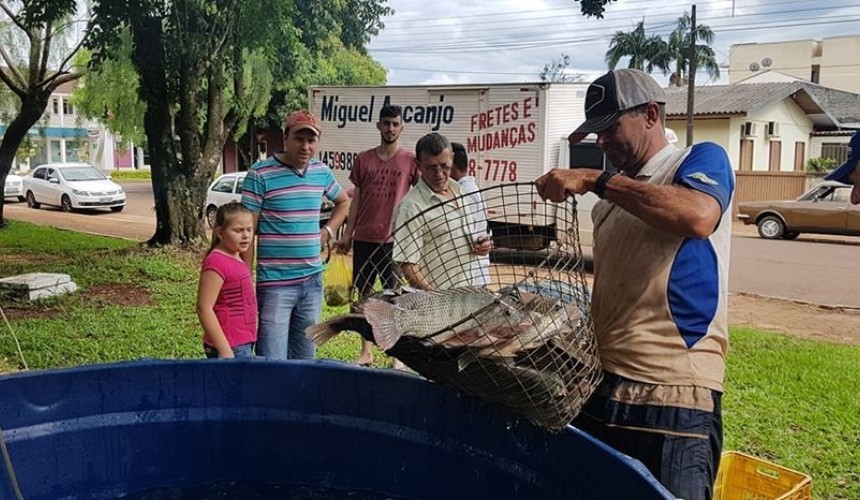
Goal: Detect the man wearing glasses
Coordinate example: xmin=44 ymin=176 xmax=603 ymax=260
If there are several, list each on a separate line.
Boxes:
xmin=536 ymin=69 xmax=734 ymax=500
xmin=392 ymin=133 xmax=492 ymax=290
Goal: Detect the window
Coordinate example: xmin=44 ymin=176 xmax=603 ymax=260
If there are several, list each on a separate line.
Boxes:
xmin=233 ymin=176 xmax=246 ymax=194
xmin=768 ymin=141 xmax=782 ymax=171
xmin=49 ymin=140 xmax=62 ymax=162
xmin=211 ymin=177 xmax=236 ymax=194
xmin=62 ymin=100 xmax=74 ymax=116
xmin=46 ymin=168 xmax=58 ymax=180
xmin=821 ymin=143 xmax=849 ymax=164
xmin=739 ymin=139 xmax=754 ymax=171
xmin=33 ymin=168 xmax=46 ymax=180
xmin=568 ymin=142 xmax=614 ymax=171
xmin=52 ymin=99 xmax=59 ymax=115
xmin=794 ymin=142 xmax=806 ymax=171
xmin=829 ymin=187 xmax=851 ymax=204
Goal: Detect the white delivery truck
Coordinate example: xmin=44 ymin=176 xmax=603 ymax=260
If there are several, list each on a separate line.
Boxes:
xmin=308 ymin=83 xmax=607 ymax=247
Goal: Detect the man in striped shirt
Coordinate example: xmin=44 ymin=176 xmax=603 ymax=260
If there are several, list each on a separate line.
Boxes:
xmin=241 ymin=110 xmax=350 ymax=360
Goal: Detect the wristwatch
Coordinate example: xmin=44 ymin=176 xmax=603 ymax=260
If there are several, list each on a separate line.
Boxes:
xmin=594 ymin=171 xmax=617 ymax=199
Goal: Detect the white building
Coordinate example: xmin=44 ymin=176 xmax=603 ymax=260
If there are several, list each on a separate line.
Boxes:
xmin=0 ymin=78 xmax=124 ymax=172
xmin=729 ymin=35 xmax=860 ymax=95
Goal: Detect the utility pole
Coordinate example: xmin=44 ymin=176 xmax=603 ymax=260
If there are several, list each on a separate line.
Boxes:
xmin=685 ymin=4 xmax=697 ymax=147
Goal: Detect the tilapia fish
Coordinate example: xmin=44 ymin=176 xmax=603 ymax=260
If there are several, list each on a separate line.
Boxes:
xmin=362 ymin=286 xmax=527 ymax=351
xmin=305 ymin=287 xmax=524 ymax=349
xmin=458 ymin=303 xmax=582 ymax=371
xmin=305 ymin=288 xmax=405 ymax=346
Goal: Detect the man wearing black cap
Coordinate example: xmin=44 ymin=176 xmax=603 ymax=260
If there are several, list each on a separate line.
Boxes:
xmin=536 ymin=69 xmax=734 ymax=500
xmin=825 ymin=129 xmax=860 ymax=205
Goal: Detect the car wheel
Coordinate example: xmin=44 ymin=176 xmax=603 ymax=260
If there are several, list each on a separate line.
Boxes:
xmin=110 ymin=206 xmax=124 ymax=213
xmin=782 ymin=231 xmax=800 ymax=240
xmin=26 ymin=191 xmax=40 ymax=209
xmin=757 ymin=215 xmax=785 ymax=239
xmin=206 ymin=205 xmax=218 ymax=228
xmin=17 ymin=196 xmax=25 ymax=203
xmin=61 ymin=195 xmax=73 ymax=212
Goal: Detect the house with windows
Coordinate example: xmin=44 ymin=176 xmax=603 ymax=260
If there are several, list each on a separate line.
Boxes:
xmin=0 ymin=77 xmax=138 ymax=172
xmin=663 ymin=79 xmax=860 ymax=208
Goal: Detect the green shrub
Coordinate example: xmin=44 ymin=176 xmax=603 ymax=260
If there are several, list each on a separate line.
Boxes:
xmin=109 ymin=169 xmax=151 ymax=180
xmin=806 ymin=157 xmax=838 ymax=173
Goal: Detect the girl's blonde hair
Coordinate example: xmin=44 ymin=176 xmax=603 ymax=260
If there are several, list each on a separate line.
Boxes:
xmin=209 ymin=202 xmax=253 ymax=253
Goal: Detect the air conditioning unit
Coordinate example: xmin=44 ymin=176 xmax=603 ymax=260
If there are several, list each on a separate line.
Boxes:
xmin=766 ymin=121 xmax=780 ymax=138
xmin=741 ymin=121 xmax=758 ymax=138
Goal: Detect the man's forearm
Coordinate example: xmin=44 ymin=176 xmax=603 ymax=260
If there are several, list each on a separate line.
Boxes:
xmin=603 ymin=175 xmax=721 ymax=239
xmin=401 ymin=262 xmax=431 ymax=290
xmin=341 ymin=190 xmax=360 ymax=239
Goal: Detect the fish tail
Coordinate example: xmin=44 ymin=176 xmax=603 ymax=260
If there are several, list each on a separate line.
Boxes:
xmin=305 ymin=321 xmax=341 ymax=346
xmin=362 ymin=299 xmax=404 ymax=351
xmin=457 ymin=350 xmax=480 ymax=372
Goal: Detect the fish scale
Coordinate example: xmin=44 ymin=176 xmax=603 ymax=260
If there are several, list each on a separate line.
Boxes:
xmin=362 ymin=287 xmax=526 ymax=351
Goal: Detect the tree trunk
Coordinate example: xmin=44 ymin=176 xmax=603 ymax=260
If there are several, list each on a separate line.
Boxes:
xmin=0 ymin=93 xmax=50 ymax=227
xmin=130 ymin=15 xmax=209 ymax=247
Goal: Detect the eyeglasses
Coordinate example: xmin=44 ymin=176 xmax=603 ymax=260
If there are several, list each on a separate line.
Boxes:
xmin=420 ymin=163 xmax=452 ymax=172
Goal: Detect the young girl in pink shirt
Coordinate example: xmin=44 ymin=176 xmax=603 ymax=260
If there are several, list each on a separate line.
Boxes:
xmin=196 ymin=202 xmax=258 ymax=358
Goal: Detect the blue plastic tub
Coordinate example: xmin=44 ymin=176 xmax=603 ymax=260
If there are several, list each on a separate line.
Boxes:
xmin=0 ymin=360 xmax=673 ymax=499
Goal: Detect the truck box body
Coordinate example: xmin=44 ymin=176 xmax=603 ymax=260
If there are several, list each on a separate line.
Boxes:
xmin=308 ymin=83 xmax=600 ymax=246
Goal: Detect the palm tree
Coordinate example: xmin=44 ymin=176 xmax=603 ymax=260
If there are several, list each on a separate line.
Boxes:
xmin=604 ymin=20 xmax=667 ymax=73
xmin=659 ymin=12 xmax=721 ymax=85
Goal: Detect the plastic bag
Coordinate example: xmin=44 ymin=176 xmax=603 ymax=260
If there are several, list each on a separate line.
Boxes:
xmin=323 ymin=253 xmax=352 ymax=307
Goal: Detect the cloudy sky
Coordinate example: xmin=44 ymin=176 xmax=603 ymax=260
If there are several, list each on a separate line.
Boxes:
xmin=367 ymin=0 xmax=860 ymax=86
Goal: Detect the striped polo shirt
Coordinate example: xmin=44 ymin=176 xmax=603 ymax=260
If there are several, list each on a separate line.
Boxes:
xmin=241 ymin=156 xmax=343 ymax=286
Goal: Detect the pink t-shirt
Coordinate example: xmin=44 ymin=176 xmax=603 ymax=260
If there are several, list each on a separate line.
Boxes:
xmin=201 ymin=250 xmax=258 ymax=347
xmin=349 ymin=147 xmax=419 ymax=243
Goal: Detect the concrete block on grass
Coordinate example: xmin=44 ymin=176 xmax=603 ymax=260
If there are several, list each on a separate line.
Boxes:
xmin=0 ymin=273 xmax=78 ymax=301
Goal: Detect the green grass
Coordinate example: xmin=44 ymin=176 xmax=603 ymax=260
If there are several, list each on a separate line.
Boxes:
xmin=0 ymin=220 xmax=858 ymax=497
xmin=724 ymin=328 xmax=860 ymax=499
xmin=108 ymin=169 xmax=151 ymax=180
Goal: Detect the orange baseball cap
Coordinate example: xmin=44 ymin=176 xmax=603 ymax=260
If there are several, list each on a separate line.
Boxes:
xmin=283 ymin=110 xmax=321 ymax=136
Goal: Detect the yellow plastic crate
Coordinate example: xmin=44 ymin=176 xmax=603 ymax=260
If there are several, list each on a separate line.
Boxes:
xmin=714 ymin=451 xmax=812 ymax=500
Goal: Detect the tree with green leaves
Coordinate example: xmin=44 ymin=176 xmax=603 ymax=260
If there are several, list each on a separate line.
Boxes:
xmin=605 ymin=20 xmax=667 ymax=73
xmin=576 ymin=0 xmax=617 ymax=18
xmin=86 ymin=0 xmax=391 ymax=247
xmin=70 ymin=30 xmax=147 ymax=148
xmin=0 ymin=0 xmax=91 ymax=227
xmin=539 ymin=54 xmax=584 ymax=83
xmin=660 ymin=12 xmax=720 ymax=86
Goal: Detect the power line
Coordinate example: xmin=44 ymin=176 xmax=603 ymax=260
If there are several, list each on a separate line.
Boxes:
xmin=371 ymin=15 xmax=860 ymax=54
xmin=372 ymin=8 xmax=860 ymax=49
xmin=377 ymin=0 xmax=847 ymax=36
xmin=380 ymin=0 xmax=838 ymax=25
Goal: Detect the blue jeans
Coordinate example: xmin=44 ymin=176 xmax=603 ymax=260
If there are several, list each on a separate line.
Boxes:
xmin=204 ymin=342 xmax=255 ymax=359
xmin=255 ymin=273 xmax=322 ymax=360
xmin=572 ymin=373 xmax=723 ymax=500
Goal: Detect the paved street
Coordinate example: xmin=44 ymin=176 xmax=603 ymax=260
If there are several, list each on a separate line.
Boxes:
xmin=6 ymin=181 xmax=860 ymax=308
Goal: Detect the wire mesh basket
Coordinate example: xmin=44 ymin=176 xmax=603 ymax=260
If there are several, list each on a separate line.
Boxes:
xmin=310 ymin=182 xmax=602 ymax=431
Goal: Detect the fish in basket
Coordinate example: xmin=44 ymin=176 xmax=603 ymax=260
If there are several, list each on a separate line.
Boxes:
xmin=306 ymin=283 xmax=601 ymax=431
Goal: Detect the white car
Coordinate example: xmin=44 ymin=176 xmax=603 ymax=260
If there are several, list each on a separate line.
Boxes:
xmin=4 ymin=171 xmax=25 ymax=202
xmin=204 ymin=172 xmax=247 ymax=227
xmin=204 ymin=171 xmax=334 ymax=228
xmin=24 ymin=163 xmax=126 ymax=213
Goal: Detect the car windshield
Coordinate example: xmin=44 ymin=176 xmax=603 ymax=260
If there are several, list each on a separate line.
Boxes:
xmin=60 ymin=166 xmax=107 ymax=182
